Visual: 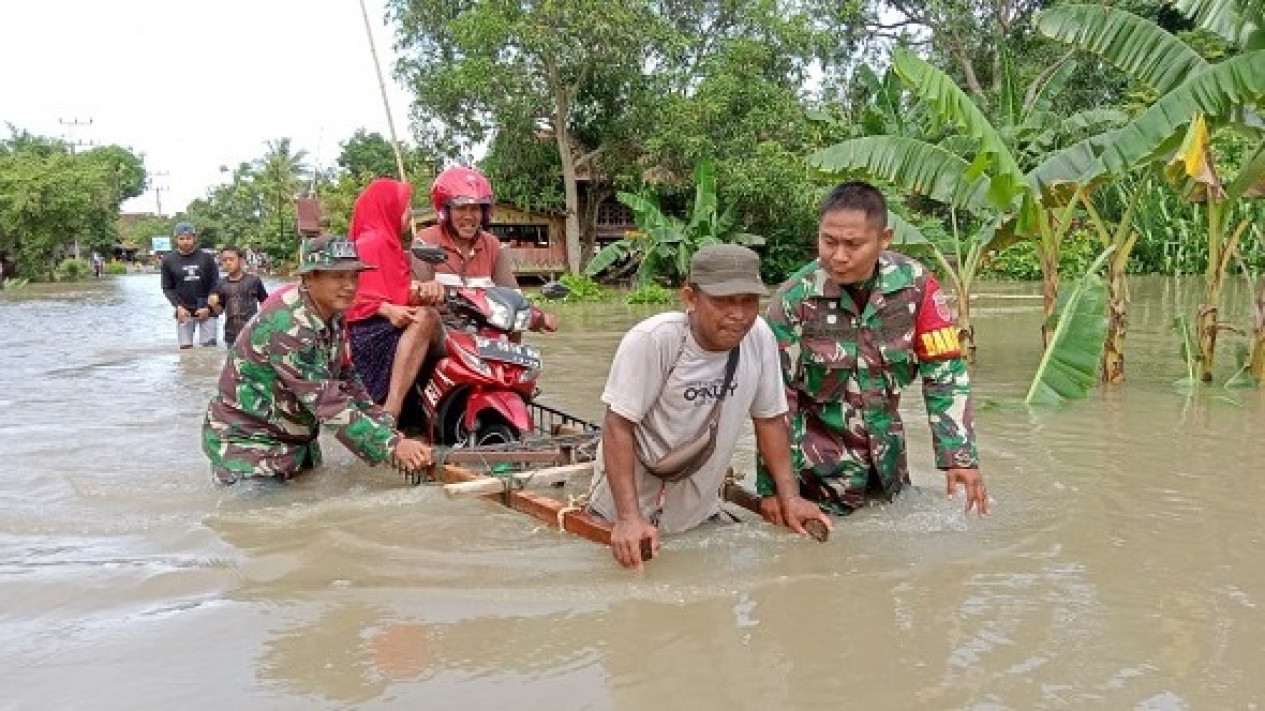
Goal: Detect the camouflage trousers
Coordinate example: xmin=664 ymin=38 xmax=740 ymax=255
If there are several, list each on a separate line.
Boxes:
xmin=212 ymin=443 xmax=319 ymax=485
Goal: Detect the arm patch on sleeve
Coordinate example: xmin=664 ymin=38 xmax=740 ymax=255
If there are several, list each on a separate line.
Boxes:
xmin=914 ymin=275 xmax=962 ymax=361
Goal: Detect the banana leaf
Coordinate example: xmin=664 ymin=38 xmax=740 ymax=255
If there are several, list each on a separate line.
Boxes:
xmin=809 ymin=136 xmax=995 ymax=212
xmin=891 ymin=47 xmax=1028 ymax=209
xmin=584 ymin=240 xmax=634 ymax=277
xmin=1036 ymin=4 xmax=1209 ymax=94
xmin=1173 ymin=0 xmax=1265 ymax=51
xmin=1025 ymin=246 xmax=1117 ymax=405
xmin=885 ymin=211 xmax=931 ymax=246
xmin=1099 ymin=51 xmax=1265 ymax=175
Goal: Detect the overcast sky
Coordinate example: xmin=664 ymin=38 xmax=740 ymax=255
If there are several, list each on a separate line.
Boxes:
xmin=1 ymin=0 xmax=413 ymax=216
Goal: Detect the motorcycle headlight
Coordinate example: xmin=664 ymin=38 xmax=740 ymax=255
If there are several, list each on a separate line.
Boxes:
xmin=513 ymin=308 xmax=533 ymax=332
xmin=517 ymin=366 xmax=540 ymax=383
xmin=487 ymin=299 xmax=514 ymax=331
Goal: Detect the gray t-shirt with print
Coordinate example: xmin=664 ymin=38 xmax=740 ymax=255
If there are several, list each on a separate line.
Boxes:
xmin=589 ymin=311 xmax=788 ymax=534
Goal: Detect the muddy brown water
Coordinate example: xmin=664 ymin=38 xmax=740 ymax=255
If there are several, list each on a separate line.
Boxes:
xmin=1 ymin=273 xmax=1263 ymax=709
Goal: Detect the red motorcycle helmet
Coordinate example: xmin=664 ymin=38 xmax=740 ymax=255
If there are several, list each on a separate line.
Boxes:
xmin=430 ymin=166 xmax=494 ymax=227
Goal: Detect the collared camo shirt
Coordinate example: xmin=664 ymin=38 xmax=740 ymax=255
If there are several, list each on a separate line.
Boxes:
xmin=757 ymin=251 xmax=978 ymax=513
xmin=202 ymin=284 xmax=400 ymax=482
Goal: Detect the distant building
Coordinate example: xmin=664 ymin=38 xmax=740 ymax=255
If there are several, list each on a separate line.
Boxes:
xmin=413 ymin=187 xmax=636 ymax=279
xmin=413 ymin=202 xmax=569 ymax=280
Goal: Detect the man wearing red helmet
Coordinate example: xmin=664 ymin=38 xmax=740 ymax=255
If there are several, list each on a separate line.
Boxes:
xmin=411 ymin=166 xmax=561 ymax=330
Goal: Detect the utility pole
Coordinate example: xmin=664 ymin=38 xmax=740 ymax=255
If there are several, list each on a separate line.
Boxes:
xmin=151 ymin=171 xmax=170 ymax=217
xmin=58 ymin=117 xmax=95 ymax=155
xmin=59 ymin=117 xmax=95 ymax=260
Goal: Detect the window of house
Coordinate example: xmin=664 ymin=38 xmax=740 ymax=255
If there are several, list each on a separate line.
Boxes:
xmin=490 ymin=224 xmax=549 ymax=247
xmin=597 ymin=202 xmax=633 ymax=227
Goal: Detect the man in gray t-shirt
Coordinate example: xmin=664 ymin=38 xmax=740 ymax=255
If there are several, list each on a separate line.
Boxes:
xmin=590 ymin=245 xmax=832 ymax=569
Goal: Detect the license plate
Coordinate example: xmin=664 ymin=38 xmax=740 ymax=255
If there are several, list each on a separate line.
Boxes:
xmin=475 ymin=336 xmax=541 ymax=369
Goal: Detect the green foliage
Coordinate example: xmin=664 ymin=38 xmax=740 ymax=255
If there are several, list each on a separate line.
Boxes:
xmin=1025 ymin=247 xmax=1116 ymax=405
xmin=0 ymin=129 xmax=143 ymax=280
xmin=103 ymin=261 xmax=128 ymax=275
xmin=585 ymin=160 xmax=763 ymax=286
xmin=1172 ymin=315 xmax=1200 ymax=387
xmin=981 ymin=228 xmax=1102 ymax=280
xmin=625 ymin=283 xmax=674 ymax=304
xmin=118 ymin=215 xmax=173 ymax=253
xmin=538 ymin=273 xmax=610 ymax=304
xmin=54 ymin=258 xmax=91 ymax=282
xmin=336 ymin=129 xmax=401 ymax=179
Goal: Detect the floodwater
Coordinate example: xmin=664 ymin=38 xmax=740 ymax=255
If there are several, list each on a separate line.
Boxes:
xmin=1 ymin=272 xmax=1263 ymax=710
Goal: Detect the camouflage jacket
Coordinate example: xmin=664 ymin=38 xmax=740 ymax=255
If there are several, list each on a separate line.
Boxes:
xmin=756 ymin=252 xmax=977 ymax=512
xmin=202 ymin=284 xmax=400 ymax=481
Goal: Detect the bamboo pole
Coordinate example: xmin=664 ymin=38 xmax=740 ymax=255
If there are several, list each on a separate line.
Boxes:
xmin=358 ymin=0 xmax=408 ymax=184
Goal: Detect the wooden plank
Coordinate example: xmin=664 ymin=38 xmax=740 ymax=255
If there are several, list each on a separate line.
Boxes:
xmin=438 ymin=462 xmax=629 ymax=552
xmin=443 ymin=462 xmax=594 ymax=498
xmin=721 ymin=478 xmax=830 ymax=543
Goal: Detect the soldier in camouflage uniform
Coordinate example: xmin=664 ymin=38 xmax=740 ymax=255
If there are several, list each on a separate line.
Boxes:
xmin=202 ymin=235 xmax=433 ymax=484
xmin=757 ymin=182 xmax=989 ymax=519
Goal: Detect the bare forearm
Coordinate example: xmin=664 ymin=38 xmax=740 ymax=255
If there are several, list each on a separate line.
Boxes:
xmin=602 ymin=409 xmax=643 ymax=522
xmin=753 ymin=415 xmax=799 ymax=502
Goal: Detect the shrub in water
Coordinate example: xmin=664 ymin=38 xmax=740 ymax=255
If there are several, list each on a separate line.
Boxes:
xmin=54 ymin=258 xmax=91 ymax=282
xmin=626 ymin=283 xmax=674 ymax=305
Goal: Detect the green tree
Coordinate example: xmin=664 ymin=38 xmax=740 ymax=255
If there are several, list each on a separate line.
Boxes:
xmin=0 ymin=129 xmax=146 ymax=279
xmin=390 ymin=0 xmax=669 ymax=273
xmin=248 ymin=139 xmax=311 ymax=261
xmin=336 ymin=129 xmax=401 ymax=179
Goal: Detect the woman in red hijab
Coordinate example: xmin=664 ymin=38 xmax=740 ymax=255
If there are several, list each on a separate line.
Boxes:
xmin=347 ymin=178 xmax=443 ymax=421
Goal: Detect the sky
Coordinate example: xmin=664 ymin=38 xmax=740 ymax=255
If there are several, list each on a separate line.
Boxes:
xmin=1 ymin=0 xmax=414 ymax=216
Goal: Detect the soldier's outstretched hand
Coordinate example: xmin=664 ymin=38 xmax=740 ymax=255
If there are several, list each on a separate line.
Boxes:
xmin=946 ymin=467 xmax=989 ymax=516
xmin=392 ymin=438 xmax=433 ymax=474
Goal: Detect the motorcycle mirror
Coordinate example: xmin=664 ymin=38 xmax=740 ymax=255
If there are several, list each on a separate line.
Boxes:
xmin=410 ymin=243 xmax=447 ymax=264
xmin=539 ymin=281 xmax=571 ymax=300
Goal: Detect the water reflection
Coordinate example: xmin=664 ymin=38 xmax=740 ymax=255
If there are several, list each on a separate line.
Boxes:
xmin=4 ymin=274 xmax=1265 ymax=708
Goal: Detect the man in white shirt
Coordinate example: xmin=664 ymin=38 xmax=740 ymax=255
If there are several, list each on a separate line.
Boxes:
xmin=589 ymin=244 xmax=832 ymax=569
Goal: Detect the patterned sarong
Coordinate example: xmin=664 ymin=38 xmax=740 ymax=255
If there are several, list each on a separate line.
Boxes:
xmin=349 ymin=315 xmax=402 ymax=404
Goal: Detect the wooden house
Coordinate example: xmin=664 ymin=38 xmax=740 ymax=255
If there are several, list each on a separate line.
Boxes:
xmin=412 ymin=202 xmax=568 ymax=280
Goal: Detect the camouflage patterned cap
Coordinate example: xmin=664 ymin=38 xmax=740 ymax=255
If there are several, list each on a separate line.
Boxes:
xmin=296 ymin=235 xmax=375 ymax=274
xmin=690 ymin=244 xmax=767 ymax=296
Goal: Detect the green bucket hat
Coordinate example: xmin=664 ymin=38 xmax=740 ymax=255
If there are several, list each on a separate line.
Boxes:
xmin=296 ymin=235 xmax=375 ymax=274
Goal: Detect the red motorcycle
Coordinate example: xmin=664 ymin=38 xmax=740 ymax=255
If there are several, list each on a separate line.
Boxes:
xmin=407 ymin=245 xmax=568 ymax=446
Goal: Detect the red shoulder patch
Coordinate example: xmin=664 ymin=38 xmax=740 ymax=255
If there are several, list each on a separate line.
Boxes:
xmin=914 ymin=275 xmax=961 ymax=361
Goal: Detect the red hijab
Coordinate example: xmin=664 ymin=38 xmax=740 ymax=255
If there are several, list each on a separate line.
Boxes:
xmin=349 ymin=178 xmax=412 ymax=243
xmin=346 ymin=178 xmax=414 ymax=322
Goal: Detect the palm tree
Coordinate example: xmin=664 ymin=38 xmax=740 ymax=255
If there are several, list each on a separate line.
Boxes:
xmin=255 ymin=139 xmax=311 ymax=257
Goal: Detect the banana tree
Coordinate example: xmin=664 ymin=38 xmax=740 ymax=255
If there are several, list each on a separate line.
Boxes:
xmin=1250 ymin=227 xmax=1265 ymax=380
xmin=810 ymin=47 xmax=1105 ymax=350
xmin=887 ymin=210 xmax=991 ymax=361
xmin=1026 ymin=245 xmax=1117 ymax=405
xmin=1080 ymin=181 xmax=1143 ymax=384
xmin=584 ymin=159 xmax=763 ymax=286
xmin=1166 ymin=115 xmax=1264 ymax=381
xmin=1037 ymin=2 xmax=1265 ymax=382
